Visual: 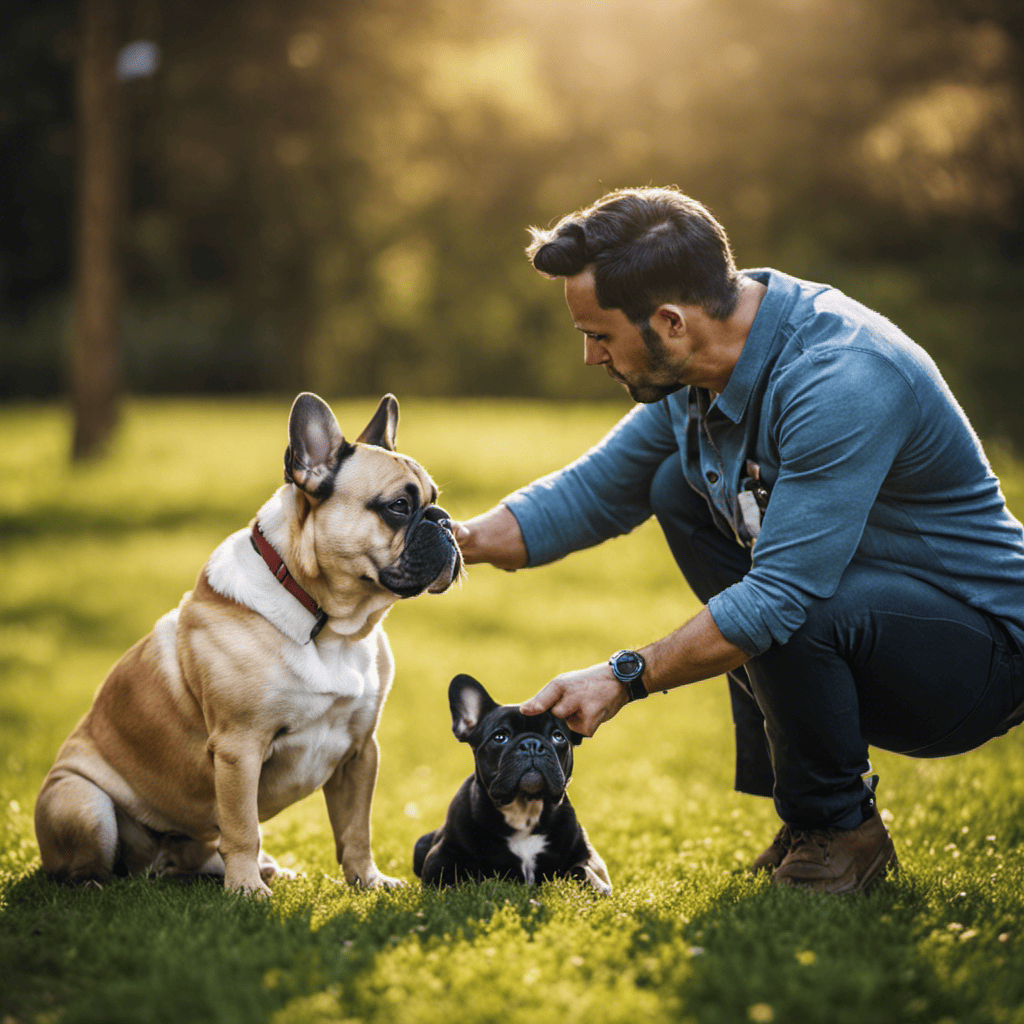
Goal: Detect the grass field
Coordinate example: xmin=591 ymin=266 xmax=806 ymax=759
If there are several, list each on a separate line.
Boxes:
xmin=2 ymin=397 xmax=1024 ymax=1024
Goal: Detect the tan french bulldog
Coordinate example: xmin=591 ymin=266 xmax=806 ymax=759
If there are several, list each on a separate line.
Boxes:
xmin=35 ymin=392 xmax=461 ymax=896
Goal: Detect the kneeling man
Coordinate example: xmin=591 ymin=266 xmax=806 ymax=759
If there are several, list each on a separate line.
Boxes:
xmin=456 ymin=187 xmax=1024 ymax=893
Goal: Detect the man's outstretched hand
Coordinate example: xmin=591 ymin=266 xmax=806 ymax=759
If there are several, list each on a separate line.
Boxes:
xmin=452 ymin=505 xmax=529 ymax=571
xmin=520 ymin=662 xmax=630 ymax=736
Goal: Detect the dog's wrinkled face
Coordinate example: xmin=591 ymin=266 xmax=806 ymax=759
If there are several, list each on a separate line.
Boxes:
xmin=448 ymin=674 xmax=579 ymax=807
xmin=283 ymin=393 xmax=462 ymax=608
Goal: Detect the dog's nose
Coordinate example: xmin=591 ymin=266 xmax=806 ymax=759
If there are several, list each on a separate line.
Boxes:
xmin=422 ymin=504 xmax=453 ymax=531
xmin=517 ymin=737 xmax=543 ymax=755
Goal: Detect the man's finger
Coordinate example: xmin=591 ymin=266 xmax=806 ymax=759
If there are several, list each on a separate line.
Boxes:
xmin=520 ymin=680 xmax=565 ymax=716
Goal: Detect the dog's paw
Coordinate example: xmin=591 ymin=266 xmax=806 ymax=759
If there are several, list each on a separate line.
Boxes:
xmin=225 ymin=870 xmax=274 ymax=898
xmin=349 ymin=869 xmax=407 ymax=891
xmin=258 ymin=852 xmax=297 ymax=883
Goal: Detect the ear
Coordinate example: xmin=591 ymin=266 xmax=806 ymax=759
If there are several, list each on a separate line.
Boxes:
xmin=284 ymin=393 xmax=354 ymax=500
xmin=356 ymin=394 xmax=399 ymax=451
xmin=652 ymin=303 xmax=686 ymax=338
xmin=449 ymin=674 xmax=499 ymax=742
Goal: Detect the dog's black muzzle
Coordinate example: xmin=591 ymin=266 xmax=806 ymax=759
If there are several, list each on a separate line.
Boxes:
xmin=378 ymin=503 xmax=462 ymax=598
xmin=489 ymin=736 xmax=567 ymax=805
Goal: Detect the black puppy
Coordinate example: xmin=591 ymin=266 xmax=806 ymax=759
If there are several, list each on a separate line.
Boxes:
xmin=413 ymin=674 xmax=611 ymax=890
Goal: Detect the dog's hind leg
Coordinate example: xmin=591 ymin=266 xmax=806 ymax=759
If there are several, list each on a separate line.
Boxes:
xmin=413 ymin=828 xmax=439 ymax=878
xmin=35 ymin=769 xmax=119 ymax=883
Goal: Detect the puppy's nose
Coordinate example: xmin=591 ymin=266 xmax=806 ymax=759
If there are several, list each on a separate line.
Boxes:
xmin=517 ymin=737 xmax=543 ymax=755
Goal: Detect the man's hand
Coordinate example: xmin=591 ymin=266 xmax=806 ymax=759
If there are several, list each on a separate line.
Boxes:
xmin=453 ymin=505 xmax=528 ymax=570
xmin=520 ymin=662 xmax=629 ymax=737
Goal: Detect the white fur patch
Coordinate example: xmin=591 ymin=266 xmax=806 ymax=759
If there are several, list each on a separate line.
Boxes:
xmin=499 ymin=797 xmax=546 ymax=883
xmin=506 ymin=831 xmax=547 ymax=884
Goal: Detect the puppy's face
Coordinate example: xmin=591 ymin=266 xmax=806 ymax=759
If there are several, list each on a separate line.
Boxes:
xmin=283 ymin=393 xmax=462 ymax=607
xmin=449 ymin=675 xmax=579 ymax=809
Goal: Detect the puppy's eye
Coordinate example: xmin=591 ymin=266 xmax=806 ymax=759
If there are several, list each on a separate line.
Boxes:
xmin=552 ymin=731 xmax=567 ymax=745
xmin=387 ymin=497 xmax=412 ymax=516
xmin=491 ymin=730 xmax=510 ymax=745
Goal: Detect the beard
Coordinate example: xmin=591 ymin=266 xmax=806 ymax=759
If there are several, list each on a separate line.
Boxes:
xmin=614 ymin=322 xmax=687 ymax=403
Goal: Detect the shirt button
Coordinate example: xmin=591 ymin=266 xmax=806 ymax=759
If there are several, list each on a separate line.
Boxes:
xmin=706 ymin=471 xmax=719 ymax=484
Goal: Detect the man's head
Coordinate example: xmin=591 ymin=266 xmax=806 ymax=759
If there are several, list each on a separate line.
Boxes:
xmin=526 ymin=188 xmax=743 ymax=402
xmin=526 ymin=187 xmax=741 ymax=325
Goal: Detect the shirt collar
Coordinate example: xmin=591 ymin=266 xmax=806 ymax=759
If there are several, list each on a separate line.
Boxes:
xmin=711 ymin=269 xmax=797 ymax=423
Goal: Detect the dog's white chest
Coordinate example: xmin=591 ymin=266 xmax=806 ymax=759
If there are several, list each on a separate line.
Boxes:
xmin=259 ymin=700 xmax=359 ymax=812
xmin=506 ymin=830 xmax=547 ymax=884
xmin=257 ymin=636 xmax=382 ymax=817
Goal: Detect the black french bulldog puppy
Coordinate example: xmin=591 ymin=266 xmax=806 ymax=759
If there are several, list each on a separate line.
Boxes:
xmin=413 ymin=674 xmax=612 ymax=891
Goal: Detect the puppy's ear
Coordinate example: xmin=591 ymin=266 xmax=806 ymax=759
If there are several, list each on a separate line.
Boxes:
xmin=356 ymin=394 xmax=399 ymax=451
xmin=568 ymin=729 xmax=586 ymax=747
xmin=285 ymin=393 xmax=354 ymax=500
xmin=449 ymin=674 xmax=499 ymax=742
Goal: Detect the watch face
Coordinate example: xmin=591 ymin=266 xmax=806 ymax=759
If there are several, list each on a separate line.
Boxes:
xmin=614 ymin=650 xmax=642 ymax=679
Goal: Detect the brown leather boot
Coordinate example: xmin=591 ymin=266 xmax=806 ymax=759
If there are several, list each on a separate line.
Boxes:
xmin=772 ymin=808 xmax=898 ymax=893
xmin=749 ymin=824 xmax=792 ymax=873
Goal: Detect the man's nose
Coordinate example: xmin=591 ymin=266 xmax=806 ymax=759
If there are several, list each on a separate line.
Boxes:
xmin=583 ymin=336 xmax=607 ymax=365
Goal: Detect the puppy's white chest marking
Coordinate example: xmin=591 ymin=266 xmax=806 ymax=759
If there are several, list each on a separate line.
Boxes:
xmin=500 ymin=798 xmax=546 ymax=883
xmin=506 ymin=831 xmax=547 ymax=884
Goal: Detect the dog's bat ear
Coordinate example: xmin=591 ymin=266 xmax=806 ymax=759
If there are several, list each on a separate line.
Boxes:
xmin=356 ymin=394 xmax=399 ymax=451
xmin=449 ymin=674 xmax=498 ymax=742
xmin=568 ymin=729 xmax=586 ymax=747
xmin=285 ymin=393 xmax=354 ymax=499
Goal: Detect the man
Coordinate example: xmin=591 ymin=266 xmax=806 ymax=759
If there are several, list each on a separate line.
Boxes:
xmin=454 ymin=186 xmax=1024 ymax=894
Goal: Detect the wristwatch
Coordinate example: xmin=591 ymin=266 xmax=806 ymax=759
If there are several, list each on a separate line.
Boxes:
xmin=609 ymin=649 xmax=648 ymax=702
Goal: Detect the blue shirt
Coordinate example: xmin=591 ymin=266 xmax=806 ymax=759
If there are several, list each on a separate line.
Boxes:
xmin=504 ymin=269 xmax=1024 ymax=655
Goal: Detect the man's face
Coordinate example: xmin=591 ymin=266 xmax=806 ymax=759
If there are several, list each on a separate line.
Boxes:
xmin=564 ymin=270 xmax=689 ymax=404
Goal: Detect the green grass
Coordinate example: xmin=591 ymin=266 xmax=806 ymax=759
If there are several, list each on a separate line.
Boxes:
xmin=2 ymin=397 xmax=1024 ymax=1024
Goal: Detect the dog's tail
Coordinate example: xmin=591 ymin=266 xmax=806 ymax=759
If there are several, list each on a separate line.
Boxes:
xmin=412 ymin=829 xmax=438 ymax=878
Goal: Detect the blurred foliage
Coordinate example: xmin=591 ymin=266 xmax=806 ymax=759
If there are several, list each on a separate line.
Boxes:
xmin=2 ymin=0 xmax=1024 ymax=437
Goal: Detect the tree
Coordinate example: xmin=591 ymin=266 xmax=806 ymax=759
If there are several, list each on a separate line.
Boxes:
xmin=71 ymin=0 xmax=121 ymax=459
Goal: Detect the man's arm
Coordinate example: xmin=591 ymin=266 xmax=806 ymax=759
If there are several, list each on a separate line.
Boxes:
xmin=520 ymin=606 xmax=751 ymax=735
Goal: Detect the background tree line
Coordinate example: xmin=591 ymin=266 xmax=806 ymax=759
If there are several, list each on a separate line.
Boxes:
xmin=3 ymin=0 xmax=1024 ymax=447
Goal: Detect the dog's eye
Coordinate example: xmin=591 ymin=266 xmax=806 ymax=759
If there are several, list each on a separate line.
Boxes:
xmin=552 ymin=730 xmax=567 ymax=745
xmin=387 ymin=497 xmax=412 ymax=516
xmin=491 ymin=730 xmax=509 ymax=745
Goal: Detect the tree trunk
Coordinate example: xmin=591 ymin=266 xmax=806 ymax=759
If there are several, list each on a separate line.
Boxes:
xmin=71 ymin=0 xmax=121 ymax=460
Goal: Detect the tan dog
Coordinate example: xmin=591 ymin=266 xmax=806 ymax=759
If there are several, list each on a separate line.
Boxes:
xmin=35 ymin=392 xmax=461 ymax=896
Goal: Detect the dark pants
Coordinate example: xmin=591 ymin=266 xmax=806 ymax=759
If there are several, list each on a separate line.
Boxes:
xmin=650 ymin=455 xmax=1024 ymax=829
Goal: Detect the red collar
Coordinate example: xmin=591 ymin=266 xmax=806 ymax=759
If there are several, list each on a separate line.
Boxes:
xmin=250 ymin=522 xmax=328 ymax=641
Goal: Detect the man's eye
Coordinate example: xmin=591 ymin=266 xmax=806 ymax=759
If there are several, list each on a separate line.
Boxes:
xmin=552 ymin=731 xmax=567 ymax=745
xmin=388 ymin=498 xmax=411 ymax=516
xmin=491 ymin=731 xmax=509 ymax=745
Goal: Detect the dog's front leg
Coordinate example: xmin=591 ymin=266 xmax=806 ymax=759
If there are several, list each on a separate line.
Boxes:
xmin=209 ymin=734 xmax=270 ymax=897
xmin=323 ymin=736 xmax=403 ymax=889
